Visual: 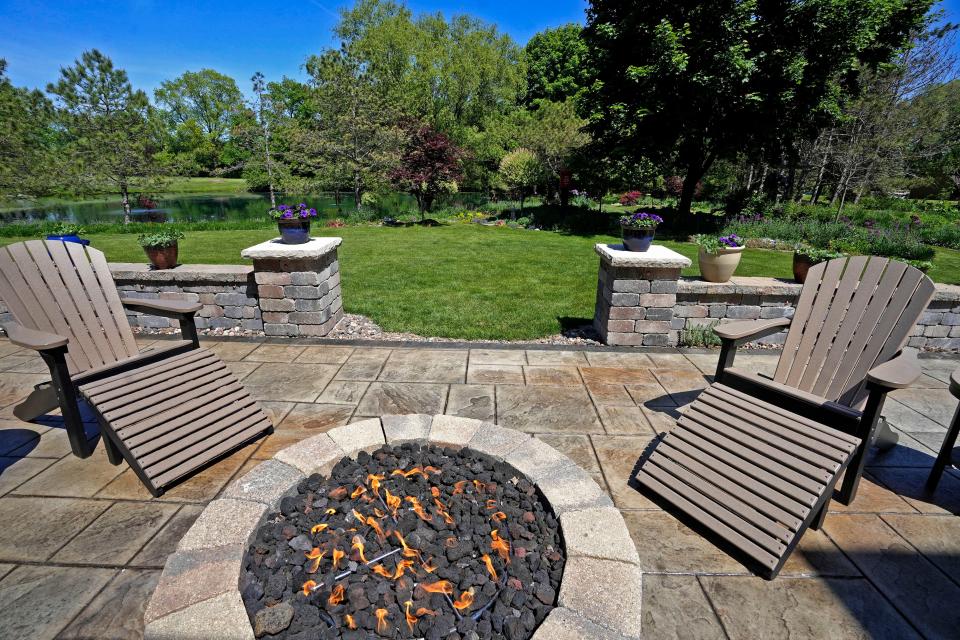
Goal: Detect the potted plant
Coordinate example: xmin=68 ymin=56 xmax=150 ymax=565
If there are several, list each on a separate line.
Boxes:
xmin=619 ymin=211 xmax=664 ymax=252
xmin=138 ymin=229 xmax=184 ymax=270
xmin=270 ymin=203 xmax=318 ymax=244
xmin=694 ymin=233 xmax=745 ymax=282
xmin=45 ymin=223 xmax=90 ymax=246
xmin=792 ymin=244 xmax=846 ymax=283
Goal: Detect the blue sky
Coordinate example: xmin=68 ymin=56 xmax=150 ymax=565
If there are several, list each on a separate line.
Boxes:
xmin=0 ymin=0 xmax=956 ymax=97
xmin=0 ymin=0 xmax=588 ymax=95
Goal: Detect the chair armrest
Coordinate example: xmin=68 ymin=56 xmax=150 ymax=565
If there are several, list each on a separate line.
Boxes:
xmin=121 ymin=298 xmax=202 ymax=318
xmin=714 ymin=317 xmax=792 ymax=342
xmin=865 ymin=350 xmax=922 ymax=390
xmin=951 ymin=369 xmax=959 ymax=398
xmin=2 ymin=322 xmax=68 ymax=351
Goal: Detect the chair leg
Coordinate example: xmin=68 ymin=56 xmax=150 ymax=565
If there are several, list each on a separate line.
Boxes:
xmin=102 ymin=430 xmax=124 ymax=466
xmin=39 ymin=349 xmax=92 ymax=459
xmin=810 ymin=498 xmax=830 ymax=531
xmin=926 ymin=405 xmax=960 ymax=493
xmin=839 ymin=387 xmax=888 ymax=505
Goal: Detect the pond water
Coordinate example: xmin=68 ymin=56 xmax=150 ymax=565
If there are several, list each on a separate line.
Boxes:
xmin=0 ymin=191 xmax=490 ymax=224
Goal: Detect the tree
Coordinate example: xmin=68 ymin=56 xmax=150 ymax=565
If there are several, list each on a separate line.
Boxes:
xmin=518 ymin=98 xmax=589 ymax=199
xmin=47 ymin=49 xmax=163 ymax=223
xmin=390 ymin=123 xmax=464 ymax=217
xmin=154 ymin=69 xmax=243 ymax=173
xmin=580 ymin=0 xmax=934 ymax=220
xmin=498 ymin=148 xmax=544 ymax=213
xmin=250 ymin=71 xmax=276 ymax=207
xmin=334 ymin=0 xmax=524 ymax=188
xmin=907 ymin=78 xmax=960 ymax=197
xmin=0 ymin=60 xmax=58 ymax=198
xmin=291 ymin=48 xmax=404 ymax=209
xmin=524 ymin=24 xmax=589 ymax=104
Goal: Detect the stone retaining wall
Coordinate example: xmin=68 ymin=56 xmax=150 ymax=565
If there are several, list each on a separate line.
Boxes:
xmin=111 ymin=264 xmax=263 ymax=333
xmin=676 ymin=277 xmax=960 ymax=350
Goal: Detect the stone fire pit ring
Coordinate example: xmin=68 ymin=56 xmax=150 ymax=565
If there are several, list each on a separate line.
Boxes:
xmin=143 ymin=415 xmax=642 ymax=640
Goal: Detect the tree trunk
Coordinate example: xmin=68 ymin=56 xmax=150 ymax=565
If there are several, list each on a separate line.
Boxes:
xmin=120 ymin=182 xmax=131 ymax=225
xmin=353 ymin=172 xmax=362 ymax=210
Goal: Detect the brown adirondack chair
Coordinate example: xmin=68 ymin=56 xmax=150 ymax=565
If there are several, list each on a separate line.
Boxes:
xmin=0 ymin=240 xmax=273 ymax=496
xmin=635 ymin=256 xmax=935 ymax=579
xmin=926 ymin=368 xmax=960 ymax=492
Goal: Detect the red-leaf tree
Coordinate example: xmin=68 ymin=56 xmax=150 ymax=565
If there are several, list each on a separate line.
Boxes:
xmin=390 ymin=123 xmax=464 ymax=218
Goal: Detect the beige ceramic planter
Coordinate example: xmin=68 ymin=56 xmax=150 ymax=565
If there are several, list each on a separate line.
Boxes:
xmin=698 ymin=245 xmax=744 ymax=282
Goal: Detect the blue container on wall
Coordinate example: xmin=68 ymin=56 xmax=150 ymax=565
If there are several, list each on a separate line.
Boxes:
xmin=46 ymin=234 xmax=91 ymax=246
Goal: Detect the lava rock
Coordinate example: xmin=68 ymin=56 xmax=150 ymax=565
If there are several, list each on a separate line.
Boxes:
xmin=253 ymin=602 xmax=294 ymax=637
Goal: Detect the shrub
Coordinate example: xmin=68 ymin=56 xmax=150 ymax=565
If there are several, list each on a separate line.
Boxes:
xmin=693 ymin=233 xmax=744 ymax=254
xmin=46 ymin=222 xmax=86 ymax=237
xmin=679 ymin=322 xmax=721 ymax=348
xmin=619 ymin=191 xmax=643 ymax=206
xmin=664 ymin=176 xmax=703 ymax=199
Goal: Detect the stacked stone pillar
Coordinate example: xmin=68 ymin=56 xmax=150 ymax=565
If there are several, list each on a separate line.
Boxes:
xmin=593 ymin=243 xmax=692 ymax=346
xmin=241 ymin=237 xmax=344 ymax=337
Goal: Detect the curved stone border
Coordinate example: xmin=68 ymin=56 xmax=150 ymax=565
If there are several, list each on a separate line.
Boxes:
xmin=144 ymin=416 xmax=642 ymax=640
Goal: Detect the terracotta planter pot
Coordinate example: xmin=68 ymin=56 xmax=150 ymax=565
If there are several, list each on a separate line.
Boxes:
xmin=698 ymin=245 xmax=744 ymax=283
xmin=144 ymin=243 xmax=178 ymax=270
xmin=621 ymin=226 xmax=657 ymax=252
xmin=793 ymin=251 xmax=814 ymax=284
xmin=278 ymin=219 xmax=311 ymax=244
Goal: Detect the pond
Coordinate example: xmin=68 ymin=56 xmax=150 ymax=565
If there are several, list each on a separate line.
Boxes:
xmin=0 ymin=191 xmax=490 ymax=225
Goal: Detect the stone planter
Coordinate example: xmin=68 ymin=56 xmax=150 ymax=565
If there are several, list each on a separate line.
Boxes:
xmin=143 ymin=243 xmax=178 ymax=270
xmin=277 ymin=219 xmax=311 ymax=245
xmin=620 ymin=225 xmax=656 ymax=252
xmin=698 ymin=245 xmax=744 ymax=283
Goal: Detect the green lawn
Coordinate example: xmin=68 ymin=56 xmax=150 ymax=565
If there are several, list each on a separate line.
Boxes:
xmin=2 ymin=225 xmax=956 ymax=339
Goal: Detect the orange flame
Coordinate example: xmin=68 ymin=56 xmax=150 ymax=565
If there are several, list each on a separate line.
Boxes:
xmin=367 ymin=473 xmax=385 ymax=496
xmin=430 ymin=486 xmax=441 ymax=498
xmin=444 ymin=536 xmax=458 ymax=548
xmin=416 ymin=607 xmax=438 ymax=616
xmin=473 ymin=479 xmax=486 ymax=493
xmin=452 ymin=588 xmax=475 ymax=611
xmin=375 ymin=608 xmax=389 ymax=634
xmin=310 ymin=523 xmax=329 ymax=535
xmin=422 ymin=580 xmax=453 ymax=595
xmin=325 ymin=508 xmax=337 ymax=515
xmin=452 ymin=480 xmax=469 ymax=494
xmin=301 ymin=580 xmax=317 ymax=596
xmin=433 ymin=498 xmax=455 ymax=525
xmin=393 ymin=559 xmax=415 ymax=580
xmin=485 ymin=499 xmax=498 ymax=510
xmin=332 ymin=548 xmax=345 ymax=569
xmin=490 ymin=511 xmax=507 ymax=522
xmin=404 ymin=600 xmax=417 ymax=631
xmin=394 ymin=531 xmax=421 ymax=559
xmin=491 ymin=530 xmax=511 ymax=564
xmin=481 ymin=553 xmax=498 ymax=581
xmin=421 ymin=556 xmax=437 ymax=573
xmin=405 ymin=496 xmax=432 ymax=521
xmin=392 ymin=467 xmax=429 ymax=480
xmin=328 ymin=583 xmax=344 ymax=606
xmin=351 ymin=535 xmax=368 ymax=563
xmin=305 ymin=547 xmax=325 ymax=574
xmin=373 ymin=564 xmax=394 ymax=579
xmin=384 ymin=488 xmax=401 ymax=516
xmin=424 ymin=466 xmax=441 ymax=475
xmin=351 ymin=485 xmax=367 ymax=499
xmin=374 ymin=508 xmax=386 ymax=519
xmin=344 ymin=614 xmax=357 ymax=630
xmin=329 ymin=486 xmax=348 ymax=500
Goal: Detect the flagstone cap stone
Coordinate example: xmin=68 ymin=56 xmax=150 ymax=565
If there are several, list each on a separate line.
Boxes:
xmin=144 ymin=414 xmax=641 ymax=640
xmin=595 ymin=242 xmax=692 ymax=268
xmin=240 ymin=237 xmax=341 ymax=260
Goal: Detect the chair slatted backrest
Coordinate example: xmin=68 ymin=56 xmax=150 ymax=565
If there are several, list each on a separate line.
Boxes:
xmin=0 ymin=240 xmax=139 ymax=374
xmin=774 ymin=256 xmax=935 ymax=410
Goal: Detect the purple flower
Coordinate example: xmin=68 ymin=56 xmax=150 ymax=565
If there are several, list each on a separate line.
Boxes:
xmin=282 ymin=211 xmax=293 ymax=219
xmin=309 ymin=208 xmax=317 ymax=216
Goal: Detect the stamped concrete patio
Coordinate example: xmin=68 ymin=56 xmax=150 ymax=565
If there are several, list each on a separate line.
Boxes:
xmin=0 ymin=337 xmax=957 ymax=639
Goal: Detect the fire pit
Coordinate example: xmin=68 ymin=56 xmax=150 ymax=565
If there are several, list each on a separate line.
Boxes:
xmin=143 ymin=415 xmax=642 ymax=640
xmin=242 ymin=444 xmax=563 ymax=639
